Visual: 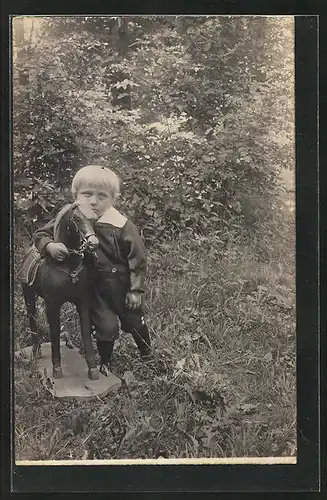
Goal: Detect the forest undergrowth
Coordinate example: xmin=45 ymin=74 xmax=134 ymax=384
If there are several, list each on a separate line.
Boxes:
xmin=14 ymin=193 xmax=296 ymax=461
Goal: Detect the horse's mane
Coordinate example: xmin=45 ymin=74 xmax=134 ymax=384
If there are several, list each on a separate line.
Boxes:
xmin=53 ymin=204 xmax=73 ymax=242
xmin=53 ymin=202 xmax=97 ymax=242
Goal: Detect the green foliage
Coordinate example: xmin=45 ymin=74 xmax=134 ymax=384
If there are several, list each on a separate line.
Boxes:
xmin=13 ymin=16 xmax=294 ymax=242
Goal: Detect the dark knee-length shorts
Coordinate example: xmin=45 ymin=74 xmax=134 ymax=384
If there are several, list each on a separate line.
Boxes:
xmin=91 ymin=269 xmax=145 ymax=342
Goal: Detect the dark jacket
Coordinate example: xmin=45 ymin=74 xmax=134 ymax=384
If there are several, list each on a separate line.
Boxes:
xmin=33 ymin=206 xmax=147 ymax=293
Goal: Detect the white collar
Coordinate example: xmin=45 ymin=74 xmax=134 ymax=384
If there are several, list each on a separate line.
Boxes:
xmin=97 ymin=206 xmax=127 ymax=228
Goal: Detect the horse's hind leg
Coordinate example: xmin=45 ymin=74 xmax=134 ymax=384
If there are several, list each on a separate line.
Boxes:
xmin=45 ymin=301 xmax=63 ymax=378
xmin=22 ymin=283 xmax=41 ymax=357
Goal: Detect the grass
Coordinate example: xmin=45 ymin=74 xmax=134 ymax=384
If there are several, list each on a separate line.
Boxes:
xmin=13 ymin=197 xmax=296 ymax=461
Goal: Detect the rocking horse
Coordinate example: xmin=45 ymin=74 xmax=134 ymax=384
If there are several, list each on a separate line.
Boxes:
xmin=17 ymin=202 xmax=100 ymax=380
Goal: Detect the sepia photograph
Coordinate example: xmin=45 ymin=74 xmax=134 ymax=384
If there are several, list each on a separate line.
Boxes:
xmin=12 ymin=14 xmax=296 ymax=465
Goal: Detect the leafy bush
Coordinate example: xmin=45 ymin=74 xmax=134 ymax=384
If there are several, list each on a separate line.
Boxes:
xmin=13 ymin=16 xmax=294 ymax=244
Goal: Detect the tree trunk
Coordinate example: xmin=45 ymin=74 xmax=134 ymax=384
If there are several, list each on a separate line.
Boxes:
xmin=13 ymin=18 xmax=30 ymax=90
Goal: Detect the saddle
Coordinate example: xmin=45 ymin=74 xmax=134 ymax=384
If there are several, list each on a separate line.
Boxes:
xmin=16 ymin=207 xmax=71 ymax=287
xmin=16 ymin=245 xmax=42 ymax=286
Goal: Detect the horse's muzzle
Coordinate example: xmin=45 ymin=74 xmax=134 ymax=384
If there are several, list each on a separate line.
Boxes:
xmin=86 ymin=234 xmax=99 ymax=250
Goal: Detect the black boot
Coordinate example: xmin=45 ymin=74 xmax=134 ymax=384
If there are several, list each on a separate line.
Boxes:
xmin=131 ymin=327 xmax=153 ymax=360
xmin=97 ymin=340 xmax=115 ymax=376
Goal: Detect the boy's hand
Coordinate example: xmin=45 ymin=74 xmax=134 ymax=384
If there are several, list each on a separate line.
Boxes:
xmin=125 ymin=292 xmax=142 ymax=310
xmin=46 ymin=242 xmax=69 ymax=261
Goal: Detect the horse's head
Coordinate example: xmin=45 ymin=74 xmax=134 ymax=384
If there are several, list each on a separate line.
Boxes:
xmin=55 ymin=203 xmax=99 ymax=256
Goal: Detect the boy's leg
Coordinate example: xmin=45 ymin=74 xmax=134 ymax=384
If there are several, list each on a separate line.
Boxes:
xmin=93 ymin=272 xmax=152 ymax=361
xmin=96 ymin=340 xmax=115 ymax=365
xmin=120 ymin=309 xmax=152 ymax=359
xmin=96 ymin=340 xmax=115 ymax=377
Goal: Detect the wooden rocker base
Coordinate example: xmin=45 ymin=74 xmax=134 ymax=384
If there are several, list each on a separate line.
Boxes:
xmin=15 ymin=341 xmax=122 ymax=400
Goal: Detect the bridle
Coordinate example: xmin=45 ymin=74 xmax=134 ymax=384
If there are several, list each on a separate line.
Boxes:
xmin=52 ymin=208 xmax=98 ymax=283
xmin=68 ymin=216 xmax=96 ymax=256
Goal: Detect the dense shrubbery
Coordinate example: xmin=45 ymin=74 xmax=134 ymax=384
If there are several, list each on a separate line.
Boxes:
xmin=13 ymin=16 xmax=294 ymax=244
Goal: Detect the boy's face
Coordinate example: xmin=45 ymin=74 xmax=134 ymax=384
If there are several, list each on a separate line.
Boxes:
xmin=75 ymin=186 xmax=112 ymax=217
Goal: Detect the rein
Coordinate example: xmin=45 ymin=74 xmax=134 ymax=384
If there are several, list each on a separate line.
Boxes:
xmin=52 ymin=205 xmax=97 ymax=283
xmin=50 ymin=257 xmax=86 ymax=284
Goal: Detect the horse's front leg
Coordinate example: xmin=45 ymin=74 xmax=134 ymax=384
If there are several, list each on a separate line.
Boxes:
xmin=76 ymin=300 xmax=99 ymax=380
xmin=45 ymin=301 xmax=63 ymax=379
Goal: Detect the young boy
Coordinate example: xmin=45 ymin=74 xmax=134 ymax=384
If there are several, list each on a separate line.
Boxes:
xmin=33 ymin=165 xmax=152 ymax=376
